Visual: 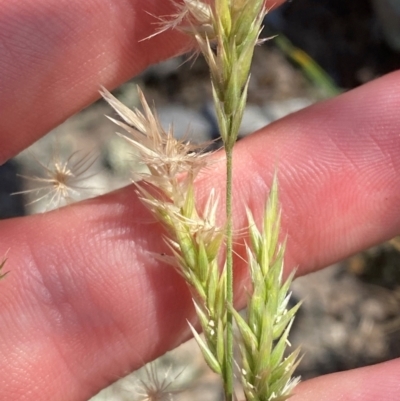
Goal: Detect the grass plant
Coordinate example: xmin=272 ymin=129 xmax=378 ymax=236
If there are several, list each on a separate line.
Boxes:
xmin=102 ymin=1 xmax=301 ymax=400
xmin=3 ymin=1 xmax=301 ymax=400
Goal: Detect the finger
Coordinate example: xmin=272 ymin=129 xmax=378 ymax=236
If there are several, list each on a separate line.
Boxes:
xmin=292 ymin=358 xmax=400 ymax=401
xmin=233 ymin=69 xmax=400 ymax=275
xmin=0 ymin=0 xmax=285 ymax=163
xmin=0 ymin=0 xmax=185 ymax=163
xmin=1 ymin=71 xmax=400 ymax=400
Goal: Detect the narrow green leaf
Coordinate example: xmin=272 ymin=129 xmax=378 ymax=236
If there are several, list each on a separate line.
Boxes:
xmin=215 ymin=271 xmax=226 ymax=319
xmin=206 ymin=260 xmax=218 ymax=313
xmin=188 ymin=322 xmax=222 ymax=375
xmin=270 ymin=349 xmax=301 ymax=385
xmin=205 ymin=230 xmax=224 ymax=262
xmin=182 ymin=184 xmax=195 ymax=218
xmin=175 ymin=227 xmax=197 ymax=270
xmin=212 ymin=84 xmax=228 ymax=142
xmin=260 ymin=236 xmax=270 ymax=279
xmin=197 ymin=239 xmax=209 ymax=284
xmin=224 ymin=52 xmax=240 ymax=117
xmin=270 ymin=319 xmax=294 ymax=370
xmin=273 ymin=303 xmax=301 ymax=340
xmin=278 ymin=271 xmax=296 ymax=309
xmin=228 ymin=304 xmax=258 ymax=352
xmin=198 ymin=36 xmax=220 ymax=87
xmin=215 ymin=0 xmax=231 ymax=36
xmin=255 ymin=309 xmax=273 ymax=374
xmin=236 ymin=40 xmax=257 ymax=87
xmin=246 ymin=207 xmax=261 ymax=257
xmin=216 ymin=318 xmax=225 ymax=366
xmin=188 ymin=270 xmax=207 ymax=301
xmin=193 ymin=300 xmax=211 ymax=335
xmin=232 ymin=0 xmax=264 ymax=42
xmin=269 ymin=213 xmax=282 ymax=261
xmin=239 ymin=342 xmax=253 ymax=379
xmin=229 ymin=77 xmax=249 ymax=146
xmin=269 ymin=360 xmax=299 ymax=398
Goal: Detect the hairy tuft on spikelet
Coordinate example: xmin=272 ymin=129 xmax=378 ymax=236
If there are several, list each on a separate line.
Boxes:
xmin=132 ymin=362 xmax=186 ymax=401
xmin=100 ymin=87 xmax=210 ymax=202
xmin=145 ymin=0 xmax=215 ymax=41
xmin=13 ymin=146 xmax=99 ymax=211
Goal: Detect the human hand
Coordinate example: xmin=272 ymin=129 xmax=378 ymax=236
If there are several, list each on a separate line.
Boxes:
xmin=1 ymin=1 xmax=400 ymax=400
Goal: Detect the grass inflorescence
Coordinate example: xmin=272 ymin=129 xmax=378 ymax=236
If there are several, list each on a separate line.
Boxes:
xmin=102 ymin=86 xmax=228 ymax=379
xmin=103 ymin=1 xmax=301 ymax=400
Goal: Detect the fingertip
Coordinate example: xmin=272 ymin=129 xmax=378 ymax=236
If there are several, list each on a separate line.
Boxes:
xmin=292 ymin=358 xmax=400 ymax=401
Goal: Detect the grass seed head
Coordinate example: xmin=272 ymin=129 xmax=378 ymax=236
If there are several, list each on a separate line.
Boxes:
xmin=133 ymin=362 xmax=186 ymax=401
xmin=101 ymin=87 xmax=211 ymax=202
xmin=13 ymin=147 xmax=98 ymax=211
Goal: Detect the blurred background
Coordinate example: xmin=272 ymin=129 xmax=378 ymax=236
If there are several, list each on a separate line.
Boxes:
xmin=2 ymin=0 xmax=400 ymax=399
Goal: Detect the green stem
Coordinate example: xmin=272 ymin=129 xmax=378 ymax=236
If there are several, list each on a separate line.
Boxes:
xmin=225 ymin=145 xmax=234 ymax=401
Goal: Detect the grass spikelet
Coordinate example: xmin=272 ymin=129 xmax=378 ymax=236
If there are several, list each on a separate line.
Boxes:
xmin=233 ymin=178 xmax=301 ymax=401
xmin=102 ymin=86 xmax=228 ymax=378
xmin=100 ymin=87 xmax=210 ymax=202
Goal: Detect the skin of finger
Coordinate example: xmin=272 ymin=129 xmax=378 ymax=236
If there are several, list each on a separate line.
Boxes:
xmin=291 ymin=358 xmax=400 ymax=401
xmin=0 ymin=0 xmax=185 ymax=163
xmin=1 ymin=72 xmax=400 ymax=400
xmin=0 ymin=0 xmax=285 ymax=164
xmin=238 ymin=70 xmax=400 ymax=274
